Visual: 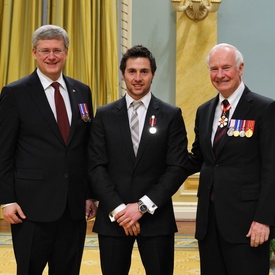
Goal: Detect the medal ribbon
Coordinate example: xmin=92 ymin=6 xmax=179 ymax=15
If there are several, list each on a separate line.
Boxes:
xmin=78 ymin=104 xmax=86 ymax=117
xmin=149 ymin=115 xmax=156 ymax=127
xmin=235 ymin=119 xmax=241 ymax=132
xmin=241 ymin=120 xmax=246 ymax=130
xmin=222 ymin=102 xmax=231 ymax=115
xmin=229 ymin=119 xmax=235 ymax=128
xmin=246 ymin=120 xmax=255 ymax=131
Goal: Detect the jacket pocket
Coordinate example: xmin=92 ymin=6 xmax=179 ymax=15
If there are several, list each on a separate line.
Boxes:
xmin=241 ymin=189 xmax=259 ymax=201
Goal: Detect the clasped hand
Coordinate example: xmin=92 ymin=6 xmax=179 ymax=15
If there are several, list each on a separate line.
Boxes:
xmin=115 ymin=203 xmax=142 ymax=236
xmin=85 ymin=199 xmax=97 ymax=221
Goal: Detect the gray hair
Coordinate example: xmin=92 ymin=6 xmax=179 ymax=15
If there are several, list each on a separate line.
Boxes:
xmin=32 ymin=25 xmax=69 ymax=49
xmin=206 ymin=43 xmax=244 ymax=68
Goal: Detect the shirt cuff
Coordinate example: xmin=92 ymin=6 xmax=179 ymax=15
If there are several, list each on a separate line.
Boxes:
xmin=140 ymin=195 xmax=157 ymax=214
xmin=1 ymin=203 xmax=16 ymax=209
xmin=109 ymin=203 xmax=126 ymax=222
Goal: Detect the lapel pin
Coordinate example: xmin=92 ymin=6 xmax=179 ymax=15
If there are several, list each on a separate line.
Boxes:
xmin=149 ymin=115 xmax=157 ymax=134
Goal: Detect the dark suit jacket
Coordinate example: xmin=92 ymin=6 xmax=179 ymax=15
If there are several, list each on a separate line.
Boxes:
xmin=189 ymin=86 xmax=275 ymax=243
xmin=0 ymin=70 xmax=93 ymax=222
xmin=89 ymin=94 xmax=189 ymax=236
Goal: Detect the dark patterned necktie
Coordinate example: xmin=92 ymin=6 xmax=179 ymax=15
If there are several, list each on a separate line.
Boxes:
xmin=213 ymin=99 xmax=230 ymax=156
xmin=52 ymin=82 xmax=70 ymax=144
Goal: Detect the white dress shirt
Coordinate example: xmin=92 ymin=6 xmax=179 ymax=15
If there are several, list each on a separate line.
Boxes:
xmin=37 ymin=69 xmax=72 ymax=125
xmin=211 ymin=82 xmax=245 ymax=145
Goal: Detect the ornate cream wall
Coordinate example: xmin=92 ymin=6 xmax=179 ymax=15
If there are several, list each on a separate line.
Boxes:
xmin=172 ymin=12 xmax=218 ymax=220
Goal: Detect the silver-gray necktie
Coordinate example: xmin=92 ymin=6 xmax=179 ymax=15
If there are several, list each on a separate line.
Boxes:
xmin=130 ymin=101 xmax=143 ymax=156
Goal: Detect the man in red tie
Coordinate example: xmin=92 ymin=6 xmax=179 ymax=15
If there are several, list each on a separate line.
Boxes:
xmin=0 ymin=25 xmax=97 ymax=274
xmin=189 ymin=43 xmax=275 ymax=275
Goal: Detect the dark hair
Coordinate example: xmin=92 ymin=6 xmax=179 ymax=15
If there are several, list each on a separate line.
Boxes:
xmin=119 ymin=45 xmax=157 ymax=75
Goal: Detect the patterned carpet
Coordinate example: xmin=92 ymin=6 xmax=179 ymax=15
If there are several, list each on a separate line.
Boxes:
xmin=0 ymin=233 xmax=274 ymax=274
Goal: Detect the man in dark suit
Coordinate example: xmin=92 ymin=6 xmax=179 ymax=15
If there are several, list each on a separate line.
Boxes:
xmin=0 ymin=25 xmax=97 ymax=275
xmin=189 ymin=43 xmax=275 ymax=274
xmin=88 ymin=45 xmax=189 ymax=275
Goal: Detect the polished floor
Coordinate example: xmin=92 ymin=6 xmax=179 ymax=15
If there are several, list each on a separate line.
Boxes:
xmin=1 ymin=220 xmax=274 ymax=275
xmin=0 ymin=219 xmax=195 ymax=235
xmin=0 ymin=219 xmax=198 ymax=275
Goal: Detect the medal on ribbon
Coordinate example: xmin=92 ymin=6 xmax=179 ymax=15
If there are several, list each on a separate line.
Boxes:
xmin=239 ymin=120 xmax=246 ymax=137
xmin=228 ymin=119 xmax=255 ymax=138
xmin=149 ymin=115 xmax=157 ymax=134
xmin=245 ymin=120 xmax=255 ymax=138
xmin=233 ymin=119 xmax=241 ymax=137
xmin=227 ymin=119 xmax=235 ymax=136
xmin=218 ymin=115 xmax=228 ymax=128
xmin=78 ymin=103 xmax=91 ymax=122
xmin=218 ymin=102 xmax=231 ymax=128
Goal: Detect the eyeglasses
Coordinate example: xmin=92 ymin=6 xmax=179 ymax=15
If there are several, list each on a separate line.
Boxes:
xmin=36 ymin=48 xmax=66 ymax=57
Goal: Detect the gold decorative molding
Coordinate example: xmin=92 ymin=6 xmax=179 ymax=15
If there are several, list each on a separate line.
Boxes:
xmin=171 ymin=0 xmax=222 ymax=22
xmin=120 ymin=0 xmax=132 ymax=95
xmin=120 ymin=0 xmax=132 ymax=52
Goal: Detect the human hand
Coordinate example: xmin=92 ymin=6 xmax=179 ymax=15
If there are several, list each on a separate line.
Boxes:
xmin=2 ymin=203 xmax=26 ymax=224
xmin=246 ymin=221 xmax=270 ymax=247
xmin=115 ymin=203 xmax=142 ymax=228
xmin=122 ymin=222 xmax=141 ymax=236
xmin=85 ymin=199 xmax=98 ymax=221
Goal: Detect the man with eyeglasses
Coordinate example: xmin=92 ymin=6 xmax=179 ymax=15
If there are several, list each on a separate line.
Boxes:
xmin=0 ymin=25 xmax=97 ymax=275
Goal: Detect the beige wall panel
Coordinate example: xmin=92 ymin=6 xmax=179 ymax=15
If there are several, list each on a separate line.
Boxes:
xmin=175 ymin=12 xmax=217 ymax=149
xmin=173 ymin=13 xmax=218 ymax=205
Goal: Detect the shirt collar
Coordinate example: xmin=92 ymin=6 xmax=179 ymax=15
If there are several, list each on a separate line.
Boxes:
xmin=218 ymin=81 xmax=245 ymax=110
xmin=36 ymin=68 xmax=66 ymax=90
xmin=126 ymin=92 xmax=152 ymax=110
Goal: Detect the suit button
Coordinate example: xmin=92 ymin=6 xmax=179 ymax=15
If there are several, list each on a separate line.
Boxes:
xmin=64 ymin=173 xmax=68 ymax=178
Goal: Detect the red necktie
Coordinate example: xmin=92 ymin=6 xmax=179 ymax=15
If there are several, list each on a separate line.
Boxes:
xmin=51 ymin=82 xmax=70 ymax=144
xmin=213 ymin=99 xmax=230 ymax=156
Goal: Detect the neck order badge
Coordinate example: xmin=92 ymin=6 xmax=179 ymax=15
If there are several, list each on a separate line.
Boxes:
xmin=213 ymin=100 xmax=231 ymax=156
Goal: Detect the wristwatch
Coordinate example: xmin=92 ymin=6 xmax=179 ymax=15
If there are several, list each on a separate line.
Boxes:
xmin=137 ymin=200 xmax=148 ymax=214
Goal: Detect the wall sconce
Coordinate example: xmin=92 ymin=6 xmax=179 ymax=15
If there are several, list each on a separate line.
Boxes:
xmin=171 ymin=0 xmax=222 ymax=22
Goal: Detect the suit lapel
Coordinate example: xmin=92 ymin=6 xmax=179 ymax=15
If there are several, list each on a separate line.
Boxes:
xmin=231 ymin=87 xmax=253 ymax=119
xmin=136 ymin=95 xmax=160 ymax=162
xmin=27 ymin=71 xmax=64 ymax=143
xmin=64 ymin=76 xmax=79 ymax=146
xmin=116 ymin=97 xmax=137 ymax=161
xmin=116 ymin=95 xmax=160 ymax=164
xmin=216 ymin=87 xmax=253 ymax=157
xmin=204 ymin=96 xmax=219 ymax=160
